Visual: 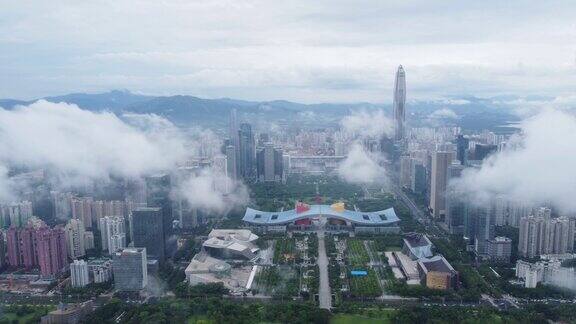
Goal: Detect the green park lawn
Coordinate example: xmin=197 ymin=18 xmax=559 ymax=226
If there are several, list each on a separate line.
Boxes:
xmin=331 ymin=314 xmax=393 ymax=324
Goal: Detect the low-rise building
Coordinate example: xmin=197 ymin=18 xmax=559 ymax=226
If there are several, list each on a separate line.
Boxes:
xmin=417 ymin=255 xmax=459 ymax=290
xmin=486 ymin=236 xmax=512 ymax=262
xmin=202 ymin=229 xmax=259 ymax=260
xmin=40 ymin=301 xmax=94 ymax=324
xmin=402 ymin=233 xmax=433 ymax=260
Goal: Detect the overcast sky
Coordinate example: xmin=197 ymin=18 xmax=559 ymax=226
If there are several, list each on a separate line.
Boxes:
xmin=1 ymin=0 xmax=575 ymax=103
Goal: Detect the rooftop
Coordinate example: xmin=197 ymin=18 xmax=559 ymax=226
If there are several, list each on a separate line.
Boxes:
xmin=418 ymin=255 xmax=456 ymax=274
xmin=243 ymin=204 xmax=399 ymax=226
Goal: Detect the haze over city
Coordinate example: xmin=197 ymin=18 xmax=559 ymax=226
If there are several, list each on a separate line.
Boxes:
xmin=0 ymin=1 xmax=576 ymax=324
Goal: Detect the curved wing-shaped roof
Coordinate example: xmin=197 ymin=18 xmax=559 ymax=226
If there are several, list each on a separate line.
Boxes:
xmin=243 ymin=204 xmax=399 ymax=226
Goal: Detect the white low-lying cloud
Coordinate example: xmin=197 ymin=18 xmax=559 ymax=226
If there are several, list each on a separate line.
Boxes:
xmin=341 ymin=110 xmax=394 ymax=138
xmin=0 ymin=100 xmax=245 ymax=213
xmin=429 ymin=108 xmax=458 ymax=119
xmin=453 ymin=109 xmax=576 ymax=213
xmin=177 ymin=169 xmax=248 ymax=213
xmin=337 ymin=143 xmax=386 ymax=184
xmin=0 ymin=100 xmax=185 ymax=181
xmin=0 ymin=166 xmax=14 ymax=201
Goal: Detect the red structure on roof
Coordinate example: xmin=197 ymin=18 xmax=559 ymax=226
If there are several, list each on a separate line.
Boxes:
xmin=295 ymin=201 xmax=311 ymax=213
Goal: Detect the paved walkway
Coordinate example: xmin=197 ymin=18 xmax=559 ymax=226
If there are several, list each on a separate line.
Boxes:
xmin=317 ymin=230 xmax=332 ymax=310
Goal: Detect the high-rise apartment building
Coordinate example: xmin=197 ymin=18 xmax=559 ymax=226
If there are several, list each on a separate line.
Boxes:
xmin=65 ymin=219 xmax=86 ymax=259
xmin=99 ymin=216 xmax=126 ymax=254
xmin=519 ymin=210 xmax=575 ymax=258
xmin=392 ymin=65 xmax=406 ymax=141
xmin=70 ymin=260 xmax=90 ymax=288
xmin=71 ymin=197 xmax=94 ymax=229
xmin=113 ymin=247 xmax=147 ymax=291
xmin=0 ymin=201 xmax=33 ymax=229
xmin=35 ymin=226 xmax=68 ymax=277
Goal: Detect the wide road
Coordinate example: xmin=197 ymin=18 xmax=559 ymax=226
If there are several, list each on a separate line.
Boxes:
xmin=317 ymin=230 xmax=332 ymax=310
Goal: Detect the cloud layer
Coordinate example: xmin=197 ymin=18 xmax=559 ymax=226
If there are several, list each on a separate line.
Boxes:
xmin=1 ymin=1 xmax=575 ymax=102
xmin=453 ymin=109 xmax=576 ymax=213
xmin=337 ymin=143 xmax=386 ymax=184
xmin=177 ymin=170 xmax=248 ymax=213
xmin=0 ymin=100 xmax=244 ymax=212
xmin=0 ymin=100 xmax=185 ymax=181
xmin=341 ymin=109 xmax=394 ymax=138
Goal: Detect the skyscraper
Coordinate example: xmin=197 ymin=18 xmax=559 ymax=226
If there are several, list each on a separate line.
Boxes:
xmin=99 ymin=216 xmax=126 ymax=254
xmin=455 ymin=135 xmax=469 ymax=165
xmin=238 ymin=123 xmax=255 ymax=179
xmin=112 ymin=247 xmax=148 ymax=291
xmin=35 ymin=226 xmax=68 ymax=277
xmin=145 ymin=174 xmax=173 ymax=258
xmin=256 ymin=143 xmax=284 ymax=182
xmin=445 ymin=162 xmax=466 ymax=234
xmin=70 ymin=260 xmax=90 ymax=288
xmin=429 ymin=151 xmax=453 ymax=219
xmin=519 ymin=212 xmax=575 ymax=258
xmin=65 ymin=219 xmax=86 ymax=259
xmin=130 ymin=207 xmax=165 ymax=261
xmin=392 ymin=65 xmax=406 ymax=141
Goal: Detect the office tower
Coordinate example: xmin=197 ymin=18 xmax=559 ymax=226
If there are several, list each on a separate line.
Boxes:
xmin=472 ymin=205 xmax=494 ymax=255
xmin=229 ymin=109 xmax=240 ymax=178
xmin=429 ymin=151 xmax=453 ymax=219
xmin=65 ymin=219 xmax=86 ymax=259
xmin=493 ymin=196 xmax=508 ymax=226
xmin=474 ymin=144 xmax=497 ymax=161
xmin=70 ymin=260 xmax=90 ymax=288
xmin=225 ymin=145 xmax=237 ymax=180
xmin=256 ymin=143 xmax=284 ymax=182
xmin=71 ymin=197 xmax=94 ymax=229
xmin=238 ymin=123 xmax=255 ymax=179
xmin=131 ymin=207 xmax=165 ymax=261
xmin=411 ymin=162 xmax=427 ymax=194
xmin=392 ymin=65 xmax=407 ymax=141
xmin=112 ymin=247 xmax=148 ymax=291
xmin=99 ymin=216 xmax=126 ymax=254
xmin=455 ymin=135 xmax=469 ymax=165
xmin=445 ymin=162 xmax=465 ymax=233
xmin=35 ymin=226 xmax=67 ymax=277
xmin=0 ymin=201 xmax=33 ymax=228
xmin=399 ymin=155 xmax=412 ymax=189
xmin=145 ymin=174 xmax=173 ymax=258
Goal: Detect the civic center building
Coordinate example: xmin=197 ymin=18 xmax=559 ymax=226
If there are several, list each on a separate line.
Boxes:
xmin=243 ymin=202 xmax=400 ymax=234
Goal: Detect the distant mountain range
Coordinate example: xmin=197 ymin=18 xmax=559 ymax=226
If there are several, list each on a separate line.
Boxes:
xmin=0 ymin=90 xmax=520 ymax=131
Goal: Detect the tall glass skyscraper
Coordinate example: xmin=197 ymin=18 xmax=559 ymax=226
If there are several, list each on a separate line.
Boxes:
xmin=392 ymin=65 xmax=406 ymax=141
